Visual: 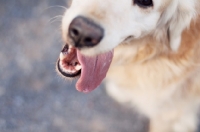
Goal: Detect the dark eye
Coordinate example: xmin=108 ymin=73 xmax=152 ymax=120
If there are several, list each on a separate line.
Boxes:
xmin=134 ymin=0 xmax=153 ymax=8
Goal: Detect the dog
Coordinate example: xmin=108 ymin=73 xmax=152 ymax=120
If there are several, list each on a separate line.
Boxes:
xmin=56 ymin=0 xmax=200 ymax=131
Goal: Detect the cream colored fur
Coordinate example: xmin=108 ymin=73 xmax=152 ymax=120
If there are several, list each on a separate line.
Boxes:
xmin=62 ymin=0 xmax=200 ymax=131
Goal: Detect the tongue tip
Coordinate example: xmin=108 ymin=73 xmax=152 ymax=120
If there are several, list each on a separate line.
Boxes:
xmin=77 ymin=88 xmax=90 ymax=93
xmin=76 ymin=83 xmax=99 ymax=93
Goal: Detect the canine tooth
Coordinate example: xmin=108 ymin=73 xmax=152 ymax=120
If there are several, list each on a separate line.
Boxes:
xmin=68 ymin=48 xmax=72 ymax=53
xmin=60 ymin=53 xmax=66 ymax=60
xmin=75 ymin=65 xmax=82 ymax=71
xmin=68 ymin=45 xmax=73 ymax=49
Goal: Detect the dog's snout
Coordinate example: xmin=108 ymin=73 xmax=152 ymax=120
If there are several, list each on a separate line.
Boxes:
xmin=68 ymin=16 xmax=104 ymax=48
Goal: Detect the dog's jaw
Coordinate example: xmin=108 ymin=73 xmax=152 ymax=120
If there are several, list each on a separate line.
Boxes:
xmin=57 ymin=44 xmax=114 ymax=93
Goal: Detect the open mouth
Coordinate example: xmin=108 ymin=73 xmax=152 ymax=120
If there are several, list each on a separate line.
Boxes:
xmin=57 ymin=45 xmax=82 ymax=78
xmin=57 ymin=44 xmax=114 ymax=93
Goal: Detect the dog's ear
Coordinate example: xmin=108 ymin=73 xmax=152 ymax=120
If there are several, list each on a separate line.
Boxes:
xmin=168 ymin=2 xmax=196 ymax=51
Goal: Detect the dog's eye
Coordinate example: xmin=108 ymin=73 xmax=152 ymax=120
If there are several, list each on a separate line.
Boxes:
xmin=134 ymin=0 xmax=153 ymax=8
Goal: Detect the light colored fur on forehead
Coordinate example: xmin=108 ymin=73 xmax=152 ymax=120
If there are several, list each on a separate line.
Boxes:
xmin=62 ymin=0 xmax=199 ymax=56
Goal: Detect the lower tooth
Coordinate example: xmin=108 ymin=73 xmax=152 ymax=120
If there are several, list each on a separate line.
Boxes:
xmin=60 ymin=52 xmax=67 ymax=60
xmin=68 ymin=48 xmax=72 ymax=53
xmin=75 ymin=65 xmax=82 ymax=71
xmin=65 ymin=69 xmax=77 ymax=74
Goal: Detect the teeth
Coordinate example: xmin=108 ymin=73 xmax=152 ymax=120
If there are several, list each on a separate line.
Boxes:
xmin=75 ymin=65 xmax=82 ymax=71
xmin=70 ymin=70 xmax=76 ymax=73
xmin=68 ymin=48 xmax=72 ymax=53
xmin=59 ymin=61 xmax=82 ymax=74
xmin=64 ymin=69 xmax=77 ymax=74
xmin=59 ymin=52 xmax=66 ymax=60
xmin=68 ymin=45 xmax=73 ymax=49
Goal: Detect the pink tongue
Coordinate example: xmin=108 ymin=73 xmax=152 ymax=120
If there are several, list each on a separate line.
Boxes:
xmin=76 ymin=50 xmax=113 ymax=93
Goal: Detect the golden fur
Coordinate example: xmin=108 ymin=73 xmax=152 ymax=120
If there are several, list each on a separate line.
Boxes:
xmin=59 ymin=0 xmax=200 ymax=131
xmin=106 ymin=15 xmax=200 ymax=132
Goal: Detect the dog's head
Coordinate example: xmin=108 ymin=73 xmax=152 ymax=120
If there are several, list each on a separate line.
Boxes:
xmin=57 ymin=0 xmax=197 ymax=92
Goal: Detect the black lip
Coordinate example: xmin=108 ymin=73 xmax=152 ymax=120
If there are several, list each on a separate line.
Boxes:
xmin=57 ymin=59 xmax=81 ymax=78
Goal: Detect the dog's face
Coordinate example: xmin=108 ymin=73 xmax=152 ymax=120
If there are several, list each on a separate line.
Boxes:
xmin=57 ymin=0 xmax=195 ymax=92
xmin=62 ymin=0 xmax=169 ymax=56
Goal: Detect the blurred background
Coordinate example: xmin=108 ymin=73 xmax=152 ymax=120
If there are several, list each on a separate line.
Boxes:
xmin=0 ymin=0 xmax=148 ymax=132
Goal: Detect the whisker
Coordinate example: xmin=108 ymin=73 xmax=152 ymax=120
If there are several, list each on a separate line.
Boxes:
xmin=44 ymin=5 xmax=68 ymax=12
xmin=50 ymin=19 xmax=62 ymax=24
xmin=48 ymin=15 xmax=63 ymax=24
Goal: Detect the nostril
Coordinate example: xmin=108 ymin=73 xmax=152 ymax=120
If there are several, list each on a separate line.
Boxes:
xmin=72 ymin=28 xmax=79 ymax=36
xmin=83 ymin=37 xmax=99 ymax=46
xmin=84 ymin=37 xmax=92 ymax=43
xmin=69 ymin=27 xmax=81 ymax=43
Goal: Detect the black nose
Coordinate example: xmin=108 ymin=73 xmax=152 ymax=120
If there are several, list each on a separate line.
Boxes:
xmin=68 ymin=16 xmax=104 ymax=48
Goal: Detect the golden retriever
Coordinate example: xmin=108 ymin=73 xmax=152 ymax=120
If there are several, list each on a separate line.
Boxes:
xmin=56 ymin=0 xmax=200 ymax=131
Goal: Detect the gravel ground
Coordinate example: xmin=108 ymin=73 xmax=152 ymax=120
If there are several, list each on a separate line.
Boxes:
xmin=0 ymin=0 xmax=149 ymax=132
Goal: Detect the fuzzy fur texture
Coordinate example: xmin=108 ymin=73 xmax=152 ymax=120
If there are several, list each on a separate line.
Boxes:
xmin=61 ymin=0 xmax=200 ymax=131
